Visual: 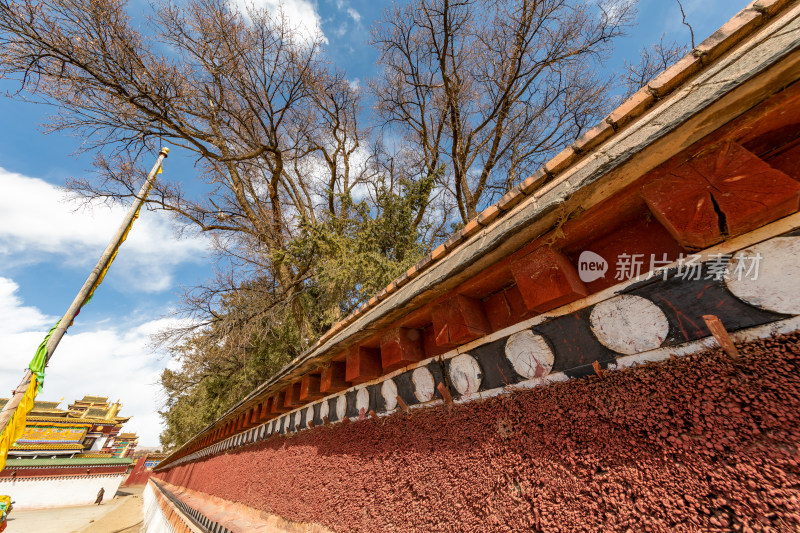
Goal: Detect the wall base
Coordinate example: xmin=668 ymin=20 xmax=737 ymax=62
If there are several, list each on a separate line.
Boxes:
xmin=0 ymin=473 xmax=126 ymax=510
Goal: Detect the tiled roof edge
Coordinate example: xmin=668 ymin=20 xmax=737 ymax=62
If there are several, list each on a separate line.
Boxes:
xmin=295 ymin=0 xmax=789 ymax=375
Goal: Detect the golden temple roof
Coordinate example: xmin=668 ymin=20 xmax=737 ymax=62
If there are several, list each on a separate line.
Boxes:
xmin=84 ymin=407 xmax=110 ymax=417
xmin=25 ymin=414 xmax=121 ymax=425
xmin=33 ymin=400 xmax=61 ymax=409
xmin=11 ymin=443 xmax=84 ymax=451
xmin=4 ymin=396 xmax=134 ymax=434
xmin=79 ymin=395 xmax=109 ymax=403
xmin=24 ymin=416 xmax=93 ymax=426
xmin=29 ymin=408 xmax=67 ymax=416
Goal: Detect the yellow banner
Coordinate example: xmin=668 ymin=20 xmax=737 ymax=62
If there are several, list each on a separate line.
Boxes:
xmin=0 ymin=378 xmax=38 ymax=472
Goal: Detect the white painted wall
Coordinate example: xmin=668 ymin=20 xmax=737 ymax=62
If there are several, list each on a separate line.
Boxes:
xmin=0 ymin=473 xmax=126 ymax=510
xmin=142 ymin=482 xmax=176 ymax=533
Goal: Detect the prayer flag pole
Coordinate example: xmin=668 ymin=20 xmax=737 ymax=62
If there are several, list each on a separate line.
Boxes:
xmin=0 ymin=147 xmax=169 ymax=463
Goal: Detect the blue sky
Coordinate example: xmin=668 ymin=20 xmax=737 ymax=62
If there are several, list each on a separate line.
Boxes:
xmin=0 ymin=0 xmax=745 ymax=446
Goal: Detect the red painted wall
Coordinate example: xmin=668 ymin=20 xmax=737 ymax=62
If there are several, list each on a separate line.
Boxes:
xmin=122 ymin=457 xmax=151 ymax=487
xmin=158 ymin=332 xmax=800 ymax=532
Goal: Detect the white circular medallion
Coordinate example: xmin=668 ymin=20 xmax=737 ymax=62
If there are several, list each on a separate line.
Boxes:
xmin=505 ymin=330 xmax=554 ymax=378
xmin=336 ymin=395 xmax=347 ymax=420
xmin=356 ymin=387 xmax=370 ymax=413
xmin=726 ymin=237 xmax=800 ymax=315
xmin=449 ymin=354 xmax=482 ymax=395
xmin=412 ymin=367 xmax=435 ymax=402
xmin=590 ymin=295 xmax=669 ymax=355
xmin=382 ymin=379 xmax=398 ymax=410
xmin=319 ymin=399 xmax=329 ymax=421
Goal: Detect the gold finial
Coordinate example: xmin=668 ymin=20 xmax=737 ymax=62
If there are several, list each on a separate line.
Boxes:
xmin=105 ymin=400 xmax=121 ymax=421
xmin=160 ymin=147 xmax=170 ymax=157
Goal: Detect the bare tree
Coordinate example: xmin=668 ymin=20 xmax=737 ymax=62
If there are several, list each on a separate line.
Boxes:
xmin=0 ymin=0 xmax=388 ymax=343
xmin=621 ymin=0 xmax=697 ymax=100
xmin=621 ymin=34 xmax=688 ymax=99
xmin=675 ymin=0 xmax=695 ymax=48
xmin=371 ymin=0 xmax=636 ymax=222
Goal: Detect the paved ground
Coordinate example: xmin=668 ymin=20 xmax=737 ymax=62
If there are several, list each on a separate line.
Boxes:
xmin=4 ymin=487 xmax=143 ymax=533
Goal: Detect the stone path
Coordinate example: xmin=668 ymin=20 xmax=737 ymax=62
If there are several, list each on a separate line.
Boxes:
xmin=5 ymin=486 xmax=143 ymax=533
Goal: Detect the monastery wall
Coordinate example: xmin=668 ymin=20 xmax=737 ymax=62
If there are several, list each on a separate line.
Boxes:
xmin=155 ymin=331 xmax=800 ymax=531
xmin=123 ymin=454 xmax=165 ymax=487
xmin=150 ymin=2 xmax=800 ymax=531
xmin=0 ymin=472 xmax=127 ymax=510
xmin=150 ymin=226 xmax=800 ymax=531
xmin=143 ymin=482 xmax=181 ymax=533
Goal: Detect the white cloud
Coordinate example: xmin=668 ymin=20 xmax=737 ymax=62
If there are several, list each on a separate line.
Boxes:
xmin=331 ymin=0 xmax=361 ymax=32
xmin=231 ymin=0 xmax=327 ymax=44
xmin=0 ymin=277 xmax=182 ymax=446
xmin=597 ymin=0 xmax=635 ymax=23
xmin=346 ymin=7 xmax=361 ymax=23
xmin=0 ymin=278 xmax=54 ymax=335
xmin=0 ymin=167 xmax=210 ymax=293
xmin=334 ymin=23 xmax=348 ymax=37
xmin=285 ymin=138 xmax=374 ymax=208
